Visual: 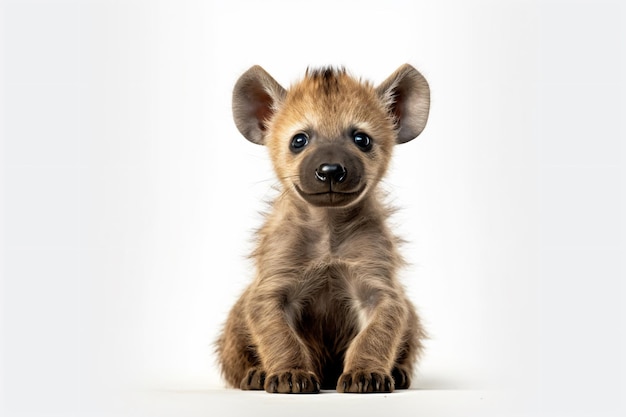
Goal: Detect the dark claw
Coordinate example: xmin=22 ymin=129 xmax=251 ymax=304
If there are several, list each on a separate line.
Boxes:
xmin=384 ymin=378 xmax=392 ymax=392
xmin=268 ymin=380 xmax=277 ymax=393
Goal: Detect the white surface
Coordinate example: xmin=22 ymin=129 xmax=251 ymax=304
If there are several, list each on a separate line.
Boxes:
xmin=1 ymin=0 xmax=625 ymax=416
xmin=120 ymin=388 xmax=502 ymax=417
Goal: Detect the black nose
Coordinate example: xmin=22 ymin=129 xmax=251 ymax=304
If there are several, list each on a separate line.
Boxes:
xmin=315 ymin=163 xmax=347 ymax=183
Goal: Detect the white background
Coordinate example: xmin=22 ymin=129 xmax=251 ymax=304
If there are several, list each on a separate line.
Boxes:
xmin=1 ymin=0 xmax=624 ymax=416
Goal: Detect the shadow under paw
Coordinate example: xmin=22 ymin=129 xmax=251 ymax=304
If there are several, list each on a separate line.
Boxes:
xmin=337 ymin=370 xmax=394 ymax=393
xmin=265 ymin=370 xmax=321 ymax=394
xmin=240 ymin=368 xmax=266 ymax=390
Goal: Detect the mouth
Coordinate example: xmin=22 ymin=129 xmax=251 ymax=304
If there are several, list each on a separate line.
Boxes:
xmin=294 ymin=184 xmax=366 ymax=207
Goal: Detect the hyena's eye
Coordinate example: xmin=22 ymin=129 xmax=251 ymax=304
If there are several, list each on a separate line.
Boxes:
xmin=352 ymin=132 xmax=372 ymax=152
xmin=290 ymin=133 xmax=309 ymax=153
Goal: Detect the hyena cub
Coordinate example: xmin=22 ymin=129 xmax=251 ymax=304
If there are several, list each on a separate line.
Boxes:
xmin=216 ymin=64 xmax=430 ymax=393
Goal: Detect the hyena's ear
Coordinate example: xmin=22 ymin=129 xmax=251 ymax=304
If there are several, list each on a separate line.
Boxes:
xmin=232 ymin=65 xmax=286 ymax=145
xmin=376 ymin=64 xmax=430 ymax=144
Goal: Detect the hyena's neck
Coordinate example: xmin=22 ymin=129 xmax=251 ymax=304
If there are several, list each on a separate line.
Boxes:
xmin=257 ymin=191 xmax=395 ymax=262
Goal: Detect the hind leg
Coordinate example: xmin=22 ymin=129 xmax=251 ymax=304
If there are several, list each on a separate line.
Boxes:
xmin=216 ymin=294 xmax=265 ymax=389
xmin=392 ymin=301 xmax=425 ymax=389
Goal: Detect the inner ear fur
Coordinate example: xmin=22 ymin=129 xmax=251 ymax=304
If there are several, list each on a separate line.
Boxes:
xmin=232 ymin=65 xmax=286 ymax=145
xmin=376 ymin=64 xmax=430 ymax=144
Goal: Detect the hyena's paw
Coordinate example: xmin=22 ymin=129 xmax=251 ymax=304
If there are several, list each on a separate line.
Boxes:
xmin=391 ymin=367 xmax=412 ymax=390
xmin=264 ymin=370 xmax=321 ymax=394
xmin=240 ymin=368 xmax=266 ymax=390
xmin=337 ymin=370 xmax=394 ymax=393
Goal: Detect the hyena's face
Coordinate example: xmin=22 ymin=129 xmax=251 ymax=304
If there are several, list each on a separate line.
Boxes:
xmin=232 ymin=65 xmax=430 ymax=208
xmin=265 ymin=69 xmax=396 ymax=207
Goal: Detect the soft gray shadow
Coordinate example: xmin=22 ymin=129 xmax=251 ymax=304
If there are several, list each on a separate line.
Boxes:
xmin=411 ymin=375 xmax=473 ymax=390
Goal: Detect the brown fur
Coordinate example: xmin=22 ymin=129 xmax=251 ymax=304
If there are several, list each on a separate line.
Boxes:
xmin=216 ymin=64 xmax=430 ymax=393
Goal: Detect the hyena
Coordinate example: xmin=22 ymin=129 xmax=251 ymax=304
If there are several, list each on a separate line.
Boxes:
xmin=216 ymin=64 xmax=430 ymax=393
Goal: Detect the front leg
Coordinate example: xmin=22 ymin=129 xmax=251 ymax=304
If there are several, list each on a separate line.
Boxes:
xmin=245 ymin=284 xmax=321 ymax=394
xmin=338 ymin=287 xmax=408 ymax=393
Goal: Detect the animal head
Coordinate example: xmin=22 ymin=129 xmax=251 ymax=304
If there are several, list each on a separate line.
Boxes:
xmin=232 ymin=64 xmax=430 ymax=208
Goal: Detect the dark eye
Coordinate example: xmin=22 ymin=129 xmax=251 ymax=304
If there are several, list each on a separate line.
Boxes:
xmin=290 ymin=133 xmax=309 ymax=152
xmin=352 ymin=132 xmax=372 ymax=151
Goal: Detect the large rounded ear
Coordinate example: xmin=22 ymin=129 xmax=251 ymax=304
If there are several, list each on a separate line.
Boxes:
xmin=232 ymin=66 xmax=286 ymax=145
xmin=376 ymin=64 xmax=430 ymax=144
